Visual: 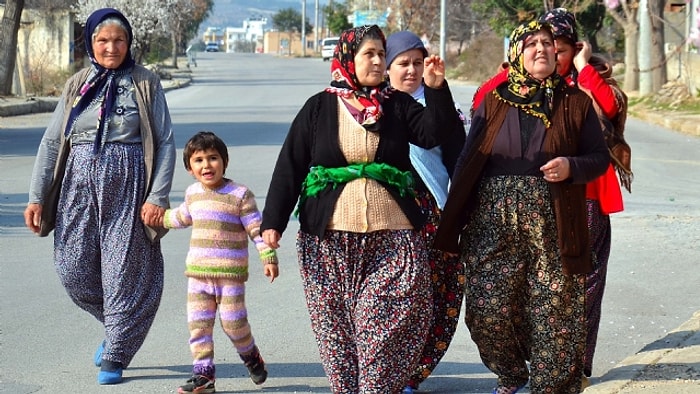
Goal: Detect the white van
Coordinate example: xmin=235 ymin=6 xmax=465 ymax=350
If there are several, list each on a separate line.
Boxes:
xmin=321 ymin=37 xmax=339 ymax=61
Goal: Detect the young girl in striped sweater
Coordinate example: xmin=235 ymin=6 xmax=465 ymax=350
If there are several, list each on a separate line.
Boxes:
xmin=161 ymin=131 xmax=279 ymax=394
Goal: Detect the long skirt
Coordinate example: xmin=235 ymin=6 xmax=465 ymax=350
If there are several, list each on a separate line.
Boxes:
xmin=54 ymin=143 xmax=164 ymax=367
xmin=461 ymin=176 xmax=586 ymax=393
xmin=407 ymin=190 xmax=465 ymax=389
xmin=583 ymin=199 xmax=612 ymax=377
xmin=297 ymin=229 xmax=432 ymax=394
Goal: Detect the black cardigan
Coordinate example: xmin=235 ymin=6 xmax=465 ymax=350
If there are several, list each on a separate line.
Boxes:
xmin=261 ymin=83 xmax=461 ymax=238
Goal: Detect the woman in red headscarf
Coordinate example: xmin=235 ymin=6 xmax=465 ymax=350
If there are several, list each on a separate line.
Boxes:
xmin=261 ymin=25 xmax=464 ymax=393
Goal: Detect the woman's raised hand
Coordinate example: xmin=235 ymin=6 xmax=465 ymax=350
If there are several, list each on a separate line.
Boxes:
xmin=423 ymin=55 xmax=446 ymax=89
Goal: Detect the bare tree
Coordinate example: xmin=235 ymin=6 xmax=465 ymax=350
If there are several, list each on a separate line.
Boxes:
xmin=0 ymin=0 xmax=25 ymax=96
xmin=165 ymin=0 xmax=195 ymax=68
xmin=446 ymin=0 xmax=490 ymax=56
xmin=648 ymin=0 xmax=666 ymax=91
xmin=73 ymin=0 xmax=173 ymax=64
xmin=388 ymin=0 xmax=440 ymax=38
xmin=606 ymin=1 xmax=640 ymax=92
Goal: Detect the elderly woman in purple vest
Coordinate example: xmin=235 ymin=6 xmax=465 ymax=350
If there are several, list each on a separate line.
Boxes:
xmin=24 ymin=8 xmax=175 ymax=385
xmin=434 ymin=20 xmax=609 ymax=394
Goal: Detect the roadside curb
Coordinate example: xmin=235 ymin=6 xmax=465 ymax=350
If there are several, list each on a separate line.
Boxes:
xmin=630 ymin=109 xmax=700 ymax=137
xmin=0 ymin=75 xmax=191 ymax=118
xmin=584 ymin=310 xmax=700 ymax=393
xmin=0 ymin=97 xmax=58 ymax=117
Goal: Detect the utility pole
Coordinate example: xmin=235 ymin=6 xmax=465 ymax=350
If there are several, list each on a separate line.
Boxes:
xmin=327 ymin=0 xmax=333 ymax=37
xmin=314 ymin=0 xmax=319 ymax=52
xmin=439 ymin=0 xmax=446 ymax=59
xmin=301 ymin=0 xmax=307 ymax=57
xmin=638 ymin=0 xmax=652 ymax=95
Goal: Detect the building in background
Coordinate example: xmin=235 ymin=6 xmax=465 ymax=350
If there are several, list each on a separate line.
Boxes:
xmin=203 ymin=17 xmax=267 ymax=53
xmin=263 ymin=29 xmax=318 ymax=56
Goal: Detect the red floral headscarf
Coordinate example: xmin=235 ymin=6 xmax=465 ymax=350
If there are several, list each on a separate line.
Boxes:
xmin=325 ymin=25 xmax=393 ymax=131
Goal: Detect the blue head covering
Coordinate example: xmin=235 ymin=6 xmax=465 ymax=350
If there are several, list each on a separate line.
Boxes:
xmin=65 ymin=8 xmax=135 ymax=154
xmin=385 ymin=31 xmax=428 ymax=68
xmin=83 ymin=8 xmax=135 ymax=68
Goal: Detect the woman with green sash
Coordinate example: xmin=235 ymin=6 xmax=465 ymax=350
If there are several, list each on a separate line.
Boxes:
xmin=260 ymin=25 xmax=463 ymax=394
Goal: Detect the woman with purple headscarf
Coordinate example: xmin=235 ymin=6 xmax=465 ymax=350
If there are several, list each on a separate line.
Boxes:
xmin=261 ymin=25 xmax=461 ymax=393
xmin=24 ymin=8 xmax=175 ymax=385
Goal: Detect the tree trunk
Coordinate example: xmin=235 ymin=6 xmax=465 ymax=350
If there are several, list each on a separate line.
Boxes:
xmin=0 ymin=0 xmax=25 ymax=96
xmin=623 ymin=21 xmax=640 ymax=92
xmin=171 ymin=29 xmax=178 ymax=68
xmin=649 ymin=0 xmax=666 ymax=91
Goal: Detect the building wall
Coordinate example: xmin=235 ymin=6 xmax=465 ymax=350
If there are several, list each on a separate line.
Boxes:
xmin=17 ymin=8 xmax=74 ymax=70
xmin=263 ymin=30 xmax=316 ymax=56
xmin=2 ymin=6 xmax=78 ymax=95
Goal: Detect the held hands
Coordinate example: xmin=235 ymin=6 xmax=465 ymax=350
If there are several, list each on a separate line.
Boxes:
xmin=141 ymin=202 xmax=166 ymax=227
xmin=540 ymin=157 xmax=571 ymax=183
xmin=423 ymin=55 xmax=446 ymax=89
xmin=262 ymin=229 xmax=281 ymax=249
xmin=573 ymin=41 xmax=592 ymax=72
xmin=24 ymin=203 xmax=43 ymax=234
xmin=262 ymin=229 xmax=281 ymax=282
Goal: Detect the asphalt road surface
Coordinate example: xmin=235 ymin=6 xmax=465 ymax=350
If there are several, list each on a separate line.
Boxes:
xmin=1 ymin=52 xmax=698 ymax=393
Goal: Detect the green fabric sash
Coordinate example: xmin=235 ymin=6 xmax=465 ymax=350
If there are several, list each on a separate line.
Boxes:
xmin=295 ymin=162 xmax=415 ymax=216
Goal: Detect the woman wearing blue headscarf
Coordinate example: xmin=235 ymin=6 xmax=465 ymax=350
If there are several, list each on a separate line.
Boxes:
xmin=24 ymin=8 xmax=176 ymax=385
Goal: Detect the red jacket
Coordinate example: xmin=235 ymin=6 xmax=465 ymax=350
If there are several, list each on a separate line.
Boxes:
xmin=471 ymin=65 xmax=624 ymax=215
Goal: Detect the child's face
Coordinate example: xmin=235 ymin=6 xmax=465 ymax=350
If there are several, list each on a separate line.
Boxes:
xmin=188 ymin=148 xmax=226 ymax=189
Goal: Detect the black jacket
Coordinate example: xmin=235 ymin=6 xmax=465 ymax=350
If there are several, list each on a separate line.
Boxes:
xmin=261 ymin=83 xmax=462 ymax=238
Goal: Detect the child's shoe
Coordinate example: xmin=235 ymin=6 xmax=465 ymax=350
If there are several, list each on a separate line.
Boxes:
xmin=177 ymin=375 xmax=215 ymax=394
xmin=240 ymin=346 xmax=267 ymax=385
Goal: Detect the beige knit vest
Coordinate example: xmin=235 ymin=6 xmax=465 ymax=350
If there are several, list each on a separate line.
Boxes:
xmin=327 ymin=97 xmax=412 ymax=232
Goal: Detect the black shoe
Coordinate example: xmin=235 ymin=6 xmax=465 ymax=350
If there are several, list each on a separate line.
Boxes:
xmin=241 ymin=347 xmax=267 ymax=385
xmin=177 ymin=375 xmax=215 ymax=393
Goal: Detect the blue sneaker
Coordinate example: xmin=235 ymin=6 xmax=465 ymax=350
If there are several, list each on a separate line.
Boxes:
xmin=93 ymin=340 xmax=105 ymax=367
xmin=402 ymin=386 xmax=415 ymax=394
xmin=97 ymin=368 xmax=123 ymax=385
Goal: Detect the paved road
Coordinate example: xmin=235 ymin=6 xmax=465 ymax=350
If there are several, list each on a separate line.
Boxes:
xmin=1 ymin=52 xmax=698 ymax=393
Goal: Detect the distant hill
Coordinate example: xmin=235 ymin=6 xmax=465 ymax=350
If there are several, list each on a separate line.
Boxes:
xmin=202 ymin=0 xmax=328 ymax=31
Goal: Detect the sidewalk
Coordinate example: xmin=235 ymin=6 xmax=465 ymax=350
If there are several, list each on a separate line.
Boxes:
xmin=0 ymin=66 xmax=191 ymax=118
xmin=583 ymin=310 xmax=700 ymax=393
xmin=1 ymin=74 xmax=699 ymax=393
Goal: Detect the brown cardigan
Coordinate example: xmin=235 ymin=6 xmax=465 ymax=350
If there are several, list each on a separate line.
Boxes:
xmin=434 ymin=84 xmax=609 ymax=275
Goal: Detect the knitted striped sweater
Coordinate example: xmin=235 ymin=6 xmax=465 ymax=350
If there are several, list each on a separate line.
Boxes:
xmin=164 ymin=179 xmax=278 ymax=281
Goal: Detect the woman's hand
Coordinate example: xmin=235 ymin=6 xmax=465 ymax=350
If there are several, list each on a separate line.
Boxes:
xmin=573 ymin=41 xmax=592 ymax=72
xmin=141 ymin=202 xmax=165 ymax=227
xmin=24 ymin=203 xmax=43 ymax=234
xmin=423 ymin=55 xmax=446 ymax=89
xmin=540 ymin=157 xmax=571 ymax=182
xmin=262 ymin=229 xmax=281 ymax=249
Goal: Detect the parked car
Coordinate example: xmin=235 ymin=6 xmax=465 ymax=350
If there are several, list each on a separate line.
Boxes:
xmin=321 ymin=37 xmax=339 ymax=61
xmin=205 ymin=42 xmax=219 ymax=52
